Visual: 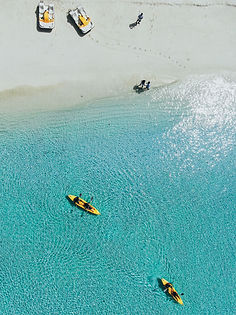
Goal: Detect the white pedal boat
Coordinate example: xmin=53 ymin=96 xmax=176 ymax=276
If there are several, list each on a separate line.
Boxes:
xmin=68 ymin=6 xmax=94 ymax=34
xmin=38 ymin=1 xmax=55 ymax=29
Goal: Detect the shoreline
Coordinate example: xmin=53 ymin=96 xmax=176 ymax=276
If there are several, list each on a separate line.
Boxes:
xmin=1 ymin=71 xmax=236 ymax=115
xmin=0 ymin=0 xmax=236 ymax=111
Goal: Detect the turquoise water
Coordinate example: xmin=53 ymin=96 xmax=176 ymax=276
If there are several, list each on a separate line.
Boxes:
xmin=0 ymin=75 xmax=235 ymax=314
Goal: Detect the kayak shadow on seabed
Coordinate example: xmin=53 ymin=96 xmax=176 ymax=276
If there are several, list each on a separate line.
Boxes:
xmin=66 ymin=195 xmax=74 ymax=205
xmin=147 ymin=277 xmax=164 ymax=292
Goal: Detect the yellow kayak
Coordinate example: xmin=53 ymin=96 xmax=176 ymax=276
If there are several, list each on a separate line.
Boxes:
xmin=68 ymin=195 xmax=101 ymax=215
xmin=161 ymin=278 xmax=184 ymax=305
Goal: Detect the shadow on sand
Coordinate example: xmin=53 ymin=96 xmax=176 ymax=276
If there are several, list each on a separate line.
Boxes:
xmin=129 ymin=21 xmax=138 ymax=29
xmin=35 ymin=7 xmax=53 ymax=33
xmin=133 ymin=85 xmax=146 ymax=94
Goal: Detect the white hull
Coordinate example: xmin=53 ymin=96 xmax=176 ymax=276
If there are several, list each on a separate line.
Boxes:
xmin=68 ymin=6 xmax=94 ymax=34
xmin=38 ymin=1 xmax=55 ymax=29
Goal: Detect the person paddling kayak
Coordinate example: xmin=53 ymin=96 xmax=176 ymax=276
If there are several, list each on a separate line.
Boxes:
xmin=161 ymin=278 xmax=184 ymax=305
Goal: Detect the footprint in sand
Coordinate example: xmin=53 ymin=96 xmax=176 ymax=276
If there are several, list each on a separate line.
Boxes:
xmin=90 ymin=34 xmax=187 ymax=69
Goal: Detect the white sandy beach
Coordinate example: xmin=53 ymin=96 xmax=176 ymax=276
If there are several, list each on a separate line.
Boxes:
xmin=0 ymin=0 xmax=236 ymax=110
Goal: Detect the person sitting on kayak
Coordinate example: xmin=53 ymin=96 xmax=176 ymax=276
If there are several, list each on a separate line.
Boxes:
xmin=164 ymin=282 xmax=173 ymax=292
xmin=84 ymin=202 xmax=91 ymax=210
xmin=74 ymin=196 xmax=79 ymax=203
xmin=172 ymin=291 xmax=179 ymax=299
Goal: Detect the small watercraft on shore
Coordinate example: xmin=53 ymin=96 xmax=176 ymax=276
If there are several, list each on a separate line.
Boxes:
xmin=68 ymin=195 xmax=100 ymax=215
xmin=161 ymin=278 xmax=184 ymax=305
xmin=68 ymin=6 xmax=94 ymax=34
xmin=38 ymin=1 xmax=55 ymax=29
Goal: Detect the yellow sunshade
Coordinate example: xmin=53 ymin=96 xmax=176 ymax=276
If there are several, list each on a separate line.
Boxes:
xmin=43 ymin=10 xmax=49 ymax=22
xmin=79 ymin=15 xmax=90 ymax=26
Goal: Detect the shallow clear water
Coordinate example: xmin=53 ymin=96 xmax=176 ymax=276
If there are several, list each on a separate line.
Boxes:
xmin=0 ymin=75 xmax=235 ymax=314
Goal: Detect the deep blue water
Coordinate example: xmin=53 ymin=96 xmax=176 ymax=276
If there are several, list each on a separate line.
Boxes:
xmin=0 ymin=75 xmax=235 ymax=314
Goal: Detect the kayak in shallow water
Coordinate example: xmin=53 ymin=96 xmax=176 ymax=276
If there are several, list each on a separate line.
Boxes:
xmin=68 ymin=195 xmax=101 ymax=215
xmin=161 ymin=278 xmax=184 ymax=305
